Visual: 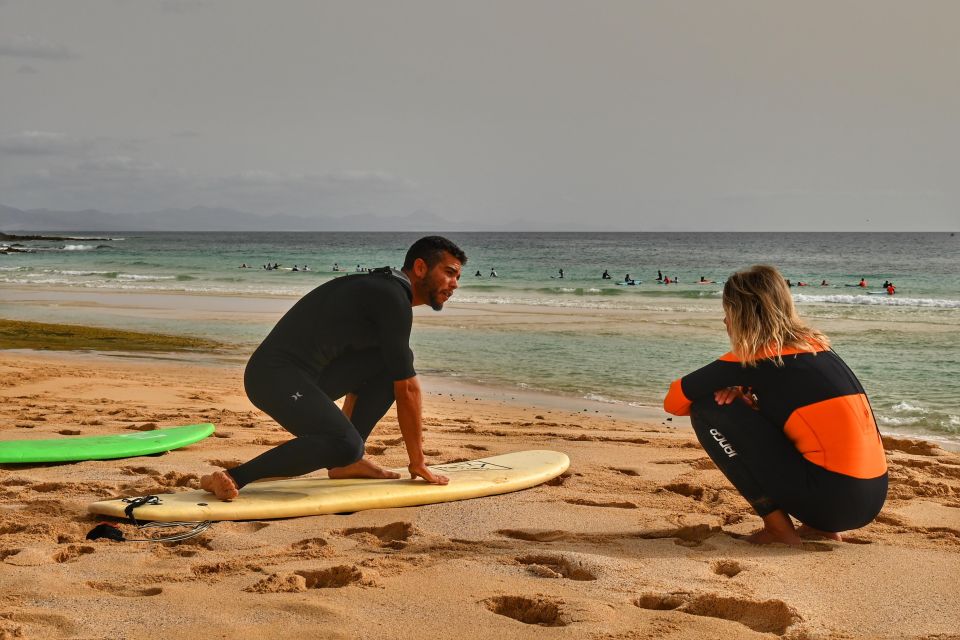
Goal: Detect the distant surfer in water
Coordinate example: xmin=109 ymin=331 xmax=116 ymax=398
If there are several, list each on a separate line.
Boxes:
xmin=201 ymin=236 xmax=467 ymax=500
xmin=663 ymin=265 xmax=887 ymax=545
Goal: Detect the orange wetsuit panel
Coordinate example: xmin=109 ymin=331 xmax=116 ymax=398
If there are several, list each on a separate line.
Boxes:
xmin=663 ymin=378 xmax=692 ymax=416
xmin=784 ymin=394 xmax=887 ymax=479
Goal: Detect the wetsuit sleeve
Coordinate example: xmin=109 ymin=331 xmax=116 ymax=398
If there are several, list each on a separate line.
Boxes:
xmin=366 ymin=283 xmax=416 ymax=381
xmin=663 ymin=357 xmax=747 ymax=416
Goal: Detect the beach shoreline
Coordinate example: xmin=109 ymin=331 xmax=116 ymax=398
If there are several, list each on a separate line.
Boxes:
xmin=3 ymin=280 xmax=958 ymax=447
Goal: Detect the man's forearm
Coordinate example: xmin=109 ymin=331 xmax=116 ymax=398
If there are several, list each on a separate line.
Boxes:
xmin=394 ymin=376 xmax=425 ymax=464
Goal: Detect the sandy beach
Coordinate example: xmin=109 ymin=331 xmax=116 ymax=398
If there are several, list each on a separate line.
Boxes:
xmin=2 ymin=347 xmax=960 ymax=640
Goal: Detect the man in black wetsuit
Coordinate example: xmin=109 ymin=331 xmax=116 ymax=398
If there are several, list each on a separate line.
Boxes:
xmin=201 ymin=236 xmax=466 ymax=500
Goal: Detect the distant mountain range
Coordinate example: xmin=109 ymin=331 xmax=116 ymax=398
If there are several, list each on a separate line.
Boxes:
xmin=0 ymin=203 xmax=476 ymax=232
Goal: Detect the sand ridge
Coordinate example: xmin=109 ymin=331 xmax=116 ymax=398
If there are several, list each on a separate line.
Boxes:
xmin=1 ymin=351 xmax=959 ymax=639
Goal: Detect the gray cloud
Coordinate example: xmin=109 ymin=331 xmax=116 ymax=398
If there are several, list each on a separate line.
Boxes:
xmin=4 ymin=154 xmax=430 ymax=218
xmin=157 ymin=0 xmax=210 ymax=13
xmin=0 ymin=35 xmax=73 ymax=59
xmin=0 ymin=131 xmax=92 ymax=156
xmin=16 ymin=64 xmax=38 ymax=74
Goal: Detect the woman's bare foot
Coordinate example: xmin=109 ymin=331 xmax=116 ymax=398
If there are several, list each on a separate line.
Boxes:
xmin=328 ymin=457 xmax=401 ymax=480
xmin=797 ymin=524 xmax=843 ymax=542
xmin=745 ymin=527 xmax=803 ymax=546
xmin=199 ymin=470 xmax=239 ymax=501
xmin=745 ymin=509 xmax=802 ymax=546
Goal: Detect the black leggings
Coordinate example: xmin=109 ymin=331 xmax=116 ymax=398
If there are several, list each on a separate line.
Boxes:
xmin=227 ymin=349 xmax=396 ymax=489
xmin=689 ymin=400 xmax=887 ymax=532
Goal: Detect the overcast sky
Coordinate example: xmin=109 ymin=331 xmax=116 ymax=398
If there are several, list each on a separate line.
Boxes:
xmin=1 ymin=0 xmax=958 ymax=230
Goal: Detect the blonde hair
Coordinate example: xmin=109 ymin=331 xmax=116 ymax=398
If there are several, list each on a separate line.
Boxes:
xmin=722 ymin=265 xmax=829 ymax=366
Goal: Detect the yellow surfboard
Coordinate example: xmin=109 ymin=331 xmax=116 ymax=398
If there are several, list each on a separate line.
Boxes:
xmin=88 ymin=450 xmax=569 ymax=522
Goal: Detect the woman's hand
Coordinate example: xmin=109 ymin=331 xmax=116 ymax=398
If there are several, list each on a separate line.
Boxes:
xmin=714 ymin=386 xmax=759 ymax=409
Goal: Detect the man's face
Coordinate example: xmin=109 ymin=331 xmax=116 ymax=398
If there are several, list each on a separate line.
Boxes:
xmin=417 ymin=252 xmax=462 ymax=311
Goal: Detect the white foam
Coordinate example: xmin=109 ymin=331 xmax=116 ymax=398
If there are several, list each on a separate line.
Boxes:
xmin=61 ymin=244 xmax=96 ymax=251
xmin=55 ymin=270 xmax=114 ymax=276
xmin=794 ymin=293 xmax=960 ymax=309
xmin=892 ymin=401 xmax=927 ymax=413
xmin=116 ymin=273 xmax=176 ymax=281
xmin=582 ymin=392 xmax=622 ymax=405
xmin=877 ymin=415 xmax=922 ymax=427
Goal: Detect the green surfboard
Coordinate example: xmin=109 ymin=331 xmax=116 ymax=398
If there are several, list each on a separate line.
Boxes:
xmin=0 ymin=423 xmax=215 ymax=464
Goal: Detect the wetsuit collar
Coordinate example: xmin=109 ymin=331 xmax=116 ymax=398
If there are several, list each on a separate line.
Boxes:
xmin=368 ymin=265 xmax=413 ymax=301
xmin=390 ymin=268 xmax=413 ymax=302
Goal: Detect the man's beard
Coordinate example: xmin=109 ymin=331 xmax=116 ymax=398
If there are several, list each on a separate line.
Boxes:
xmin=427 ymin=290 xmax=445 ymax=311
xmin=417 ymin=280 xmax=446 ymax=311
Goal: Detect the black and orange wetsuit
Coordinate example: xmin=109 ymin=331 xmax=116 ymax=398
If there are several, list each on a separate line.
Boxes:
xmin=664 ymin=344 xmax=888 ymax=532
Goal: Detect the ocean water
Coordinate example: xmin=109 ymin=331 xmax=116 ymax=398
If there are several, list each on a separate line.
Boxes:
xmin=2 ymin=231 xmax=958 ymax=443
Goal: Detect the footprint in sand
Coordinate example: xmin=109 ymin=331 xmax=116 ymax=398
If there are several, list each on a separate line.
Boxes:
xmin=639 ymin=524 xmax=721 ymax=547
xmin=565 ymin=498 xmax=637 ymax=509
xmin=497 ymin=529 xmax=571 ymax=543
xmin=1 ymin=548 xmax=22 ymax=561
xmin=336 ymin=522 xmax=416 ymax=549
xmin=484 ymin=595 xmax=572 ymax=627
xmin=191 ymin=560 xmax=262 ymax=578
xmin=712 ymin=559 xmax=745 ymax=578
xmin=87 ymin=582 xmax=164 ymax=597
xmin=296 ymin=565 xmax=366 ymax=588
xmin=893 ymin=458 xmax=960 ymax=480
xmin=125 ymin=423 xmax=159 ymax=431
xmin=121 ymin=466 xmax=161 ymax=477
xmin=29 ymin=482 xmax=75 ymax=494
xmin=220 ymin=521 xmax=270 ymax=535
xmin=286 ymin=537 xmax=332 ymax=559
xmin=53 ymin=544 xmax=95 ymax=563
xmin=882 ymin=436 xmax=943 ymax=457
xmin=245 ymin=565 xmax=367 ymax=592
xmin=515 ymin=554 xmax=597 ymax=581
xmin=662 ymin=482 xmax=728 ymax=506
xmin=634 ymin=591 xmax=801 ymax=635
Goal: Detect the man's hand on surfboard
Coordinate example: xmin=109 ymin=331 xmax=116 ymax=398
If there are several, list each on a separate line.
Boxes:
xmin=408 ymin=462 xmax=449 ymax=485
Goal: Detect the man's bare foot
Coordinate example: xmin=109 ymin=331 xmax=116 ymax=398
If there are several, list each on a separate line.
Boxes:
xmin=199 ymin=470 xmax=239 ymax=501
xmin=328 ymin=458 xmax=401 ymax=480
xmin=797 ymin=524 xmax=842 ymax=542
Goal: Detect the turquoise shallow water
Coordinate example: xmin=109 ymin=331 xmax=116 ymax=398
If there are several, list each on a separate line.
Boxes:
xmin=2 ymin=231 xmax=958 ymax=442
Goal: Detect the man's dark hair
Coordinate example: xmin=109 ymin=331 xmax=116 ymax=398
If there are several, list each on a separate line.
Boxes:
xmin=403 ymin=236 xmax=467 ymax=270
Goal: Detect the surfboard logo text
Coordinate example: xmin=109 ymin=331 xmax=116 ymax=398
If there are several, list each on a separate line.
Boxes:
xmin=431 ymin=460 xmax=513 ymax=472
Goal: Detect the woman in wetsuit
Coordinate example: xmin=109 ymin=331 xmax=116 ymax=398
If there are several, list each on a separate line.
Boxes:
xmin=663 ymin=264 xmax=887 ymax=545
